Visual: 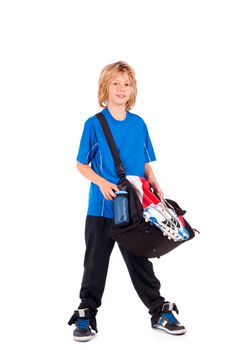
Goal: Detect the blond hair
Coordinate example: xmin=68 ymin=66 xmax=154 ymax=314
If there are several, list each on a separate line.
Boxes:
xmin=98 ymin=61 xmax=137 ymax=111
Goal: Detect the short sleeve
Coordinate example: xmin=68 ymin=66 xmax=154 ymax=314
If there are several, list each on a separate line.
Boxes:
xmin=76 ymin=118 xmax=98 ymax=165
xmin=143 ymin=122 xmax=156 ymax=163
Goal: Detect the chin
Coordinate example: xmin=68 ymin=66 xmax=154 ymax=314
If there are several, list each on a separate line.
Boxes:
xmin=115 ymin=99 xmax=128 ymax=105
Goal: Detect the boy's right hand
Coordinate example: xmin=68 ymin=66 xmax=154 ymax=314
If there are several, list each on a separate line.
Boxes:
xmin=98 ymin=179 xmax=119 ymax=201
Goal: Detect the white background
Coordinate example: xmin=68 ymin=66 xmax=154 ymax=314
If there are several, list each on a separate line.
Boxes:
xmin=0 ymin=1 xmax=233 ymax=349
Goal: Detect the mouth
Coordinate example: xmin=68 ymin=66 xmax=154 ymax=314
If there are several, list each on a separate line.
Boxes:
xmin=116 ymin=94 xmax=126 ymax=99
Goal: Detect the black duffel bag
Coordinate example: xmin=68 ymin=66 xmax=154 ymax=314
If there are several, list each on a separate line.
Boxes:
xmin=97 ymin=112 xmax=199 ymax=259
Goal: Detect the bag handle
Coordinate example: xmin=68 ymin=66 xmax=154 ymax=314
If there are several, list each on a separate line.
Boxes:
xmin=96 ymin=112 xmax=126 ymax=179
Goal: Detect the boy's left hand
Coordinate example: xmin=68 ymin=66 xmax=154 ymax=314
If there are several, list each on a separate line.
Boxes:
xmin=150 ymin=182 xmax=164 ymax=199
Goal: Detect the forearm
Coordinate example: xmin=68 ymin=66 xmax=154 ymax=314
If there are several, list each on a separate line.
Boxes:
xmin=144 ymin=162 xmax=164 ymax=197
xmin=76 ymin=161 xmax=105 ymax=187
xmin=144 ymin=163 xmax=159 ymax=185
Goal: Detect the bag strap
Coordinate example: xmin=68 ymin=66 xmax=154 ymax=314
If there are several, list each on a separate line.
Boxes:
xmin=96 ymin=112 xmax=126 ymax=180
xmin=96 ymin=112 xmax=144 ymax=222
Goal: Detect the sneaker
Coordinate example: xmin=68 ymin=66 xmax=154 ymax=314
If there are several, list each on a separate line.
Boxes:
xmin=152 ymin=302 xmax=186 ymax=335
xmin=73 ymin=308 xmax=95 ymax=342
xmin=143 ymin=203 xmax=190 ymax=242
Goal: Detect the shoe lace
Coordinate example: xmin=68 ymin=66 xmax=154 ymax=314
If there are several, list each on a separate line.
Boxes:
xmin=76 ymin=318 xmax=89 ymax=330
xmin=162 ymin=312 xmax=178 ymax=324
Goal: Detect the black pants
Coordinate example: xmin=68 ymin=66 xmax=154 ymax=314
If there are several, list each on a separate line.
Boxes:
xmin=77 ymin=215 xmax=165 ymax=331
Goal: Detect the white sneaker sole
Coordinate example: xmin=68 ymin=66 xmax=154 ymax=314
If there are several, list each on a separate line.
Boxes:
xmin=73 ymin=335 xmax=93 ymax=342
xmin=73 ymin=331 xmax=95 ymax=342
xmin=153 ymin=324 xmax=186 ymax=335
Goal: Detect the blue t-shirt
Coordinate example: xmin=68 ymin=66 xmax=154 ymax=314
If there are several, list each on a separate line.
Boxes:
xmin=76 ymin=107 xmax=156 ymax=218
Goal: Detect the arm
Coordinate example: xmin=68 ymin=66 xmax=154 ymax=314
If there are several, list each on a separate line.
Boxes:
xmin=76 ymin=161 xmax=105 ymax=187
xmin=76 ymin=161 xmax=119 ymax=200
xmin=144 ymin=163 xmax=164 ymax=198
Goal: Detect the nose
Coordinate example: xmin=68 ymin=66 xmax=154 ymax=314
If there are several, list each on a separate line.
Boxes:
xmin=118 ymin=83 xmax=125 ymax=91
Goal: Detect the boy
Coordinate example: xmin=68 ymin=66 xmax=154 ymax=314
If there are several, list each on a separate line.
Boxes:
xmin=68 ymin=61 xmax=186 ymax=341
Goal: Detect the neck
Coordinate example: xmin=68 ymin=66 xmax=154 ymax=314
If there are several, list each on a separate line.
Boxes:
xmin=107 ymin=102 xmax=126 ymax=120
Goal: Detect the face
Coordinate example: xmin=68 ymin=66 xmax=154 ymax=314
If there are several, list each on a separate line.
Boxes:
xmin=107 ymin=72 xmax=133 ymax=108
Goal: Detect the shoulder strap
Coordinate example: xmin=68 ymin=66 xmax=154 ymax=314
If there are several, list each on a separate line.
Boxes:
xmin=96 ymin=112 xmax=144 ymax=222
xmin=96 ymin=112 xmax=126 ymax=179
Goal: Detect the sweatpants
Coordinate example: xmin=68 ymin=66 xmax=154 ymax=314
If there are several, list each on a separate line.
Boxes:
xmin=76 ymin=215 xmax=166 ymax=332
